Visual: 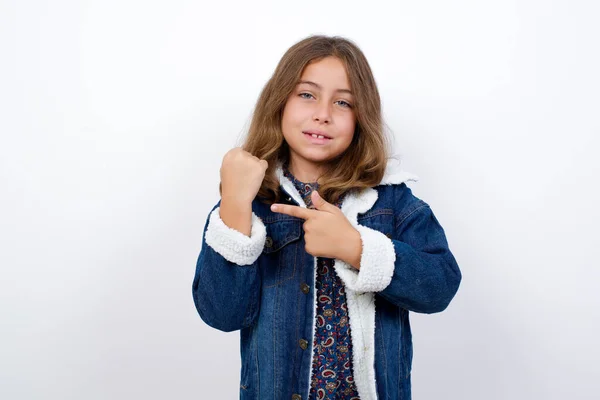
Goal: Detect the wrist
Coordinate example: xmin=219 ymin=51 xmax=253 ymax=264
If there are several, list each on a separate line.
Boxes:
xmin=338 ymin=227 xmax=362 ymax=270
xmin=221 ymin=194 xmax=253 ymax=208
xmin=219 ymin=197 xmax=253 ymax=236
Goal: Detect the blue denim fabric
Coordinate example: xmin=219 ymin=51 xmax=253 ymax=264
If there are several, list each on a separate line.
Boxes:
xmin=192 ymin=182 xmax=462 ymax=400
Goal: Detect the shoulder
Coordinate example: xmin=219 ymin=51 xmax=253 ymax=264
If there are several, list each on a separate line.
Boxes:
xmin=374 ymin=182 xmax=429 ymax=220
xmin=374 ymin=157 xmax=429 ymax=216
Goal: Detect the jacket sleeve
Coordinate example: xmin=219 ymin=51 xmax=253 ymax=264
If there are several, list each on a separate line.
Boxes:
xmin=334 ymin=195 xmax=462 ymax=314
xmin=192 ymin=200 xmax=265 ymax=331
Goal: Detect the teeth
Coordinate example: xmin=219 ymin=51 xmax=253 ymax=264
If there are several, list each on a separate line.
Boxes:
xmin=310 ymin=134 xmax=326 ymax=139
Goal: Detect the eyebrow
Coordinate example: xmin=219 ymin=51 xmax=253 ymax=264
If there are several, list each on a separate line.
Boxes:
xmin=297 ymin=80 xmax=353 ymax=96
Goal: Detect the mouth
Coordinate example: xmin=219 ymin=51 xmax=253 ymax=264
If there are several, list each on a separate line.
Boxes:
xmin=303 ymin=131 xmax=332 ymax=142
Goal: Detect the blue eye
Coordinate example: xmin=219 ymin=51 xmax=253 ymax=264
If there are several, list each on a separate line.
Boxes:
xmin=299 ymin=92 xmax=352 ymax=108
xmin=336 ymin=100 xmax=352 ymax=108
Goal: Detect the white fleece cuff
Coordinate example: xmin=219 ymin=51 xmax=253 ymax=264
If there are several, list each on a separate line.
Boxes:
xmin=204 ymin=207 xmax=267 ymax=266
xmin=334 ymin=225 xmax=396 ymax=292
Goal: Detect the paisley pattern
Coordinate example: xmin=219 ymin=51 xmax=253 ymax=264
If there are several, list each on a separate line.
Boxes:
xmin=283 ymin=164 xmax=360 ymax=399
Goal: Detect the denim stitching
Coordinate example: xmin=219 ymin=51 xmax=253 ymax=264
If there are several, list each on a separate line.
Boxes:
xmin=376 ymin=307 xmax=388 ymax=399
xmin=273 ymin=282 xmax=280 ymax=399
xmin=394 ymin=203 xmax=428 ymax=231
xmin=254 ymin=325 xmax=260 ymax=397
xmin=242 ymin=284 xmax=258 ymax=327
xmin=293 ymin=271 xmax=302 ymax=395
xmin=263 ymin=214 xmax=304 ymax=223
xmin=357 ymin=208 xmax=394 ymax=221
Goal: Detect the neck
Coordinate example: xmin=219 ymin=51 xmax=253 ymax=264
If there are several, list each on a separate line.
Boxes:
xmin=288 ymin=157 xmax=327 ymax=184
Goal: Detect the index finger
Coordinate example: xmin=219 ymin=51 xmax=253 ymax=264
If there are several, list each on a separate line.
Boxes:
xmin=270 ymin=203 xmax=314 ymax=220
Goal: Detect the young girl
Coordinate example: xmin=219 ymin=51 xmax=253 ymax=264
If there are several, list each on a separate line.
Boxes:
xmin=192 ymin=35 xmax=461 ymax=400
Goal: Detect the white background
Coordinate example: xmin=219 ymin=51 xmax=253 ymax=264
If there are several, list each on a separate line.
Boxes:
xmin=1 ymin=0 xmax=599 ymax=399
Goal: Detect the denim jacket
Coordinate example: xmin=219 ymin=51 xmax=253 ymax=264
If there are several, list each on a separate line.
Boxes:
xmin=192 ymin=160 xmax=462 ymax=400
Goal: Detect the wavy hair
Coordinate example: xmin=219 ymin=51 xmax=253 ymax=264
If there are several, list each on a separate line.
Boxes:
xmin=236 ymin=35 xmax=391 ymax=204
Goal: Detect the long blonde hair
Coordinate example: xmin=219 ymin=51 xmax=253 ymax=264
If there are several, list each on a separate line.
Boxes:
xmin=238 ymin=35 xmax=391 ymax=204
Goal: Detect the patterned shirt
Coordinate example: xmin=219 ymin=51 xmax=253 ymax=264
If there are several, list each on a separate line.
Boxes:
xmin=282 ymin=165 xmax=360 ymax=400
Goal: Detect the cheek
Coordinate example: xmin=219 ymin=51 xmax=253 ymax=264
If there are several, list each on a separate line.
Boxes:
xmin=281 ymin=103 xmax=306 ymax=143
xmin=282 ymin=99 xmax=308 ymax=124
xmin=281 ymin=104 xmax=294 ymax=135
xmin=338 ymin=115 xmax=356 ymax=140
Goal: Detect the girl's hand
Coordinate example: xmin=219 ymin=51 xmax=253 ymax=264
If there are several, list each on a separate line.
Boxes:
xmin=270 ymin=191 xmax=363 ymax=269
xmin=220 ymin=147 xmax=268 ymax=204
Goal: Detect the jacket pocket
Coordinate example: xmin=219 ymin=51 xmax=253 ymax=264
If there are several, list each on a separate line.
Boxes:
xmin=261 ymin=218 xmax=303 ymax=287
xmin=357 ymin=208 xmax=395 ymax=238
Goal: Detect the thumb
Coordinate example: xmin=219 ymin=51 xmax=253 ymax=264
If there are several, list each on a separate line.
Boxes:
xmin=311 ymin=190 xmax=337 ymax=213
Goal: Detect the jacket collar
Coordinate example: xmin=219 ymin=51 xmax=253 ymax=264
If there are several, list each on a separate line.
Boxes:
xmin=378 ymin=157 xmax=420 ymax=186
xmin=275 ymin=158 xmax=419 ymax=211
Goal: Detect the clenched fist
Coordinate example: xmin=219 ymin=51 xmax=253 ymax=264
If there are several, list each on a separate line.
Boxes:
xmin=220 ymin=147 xmax=268 ymax=204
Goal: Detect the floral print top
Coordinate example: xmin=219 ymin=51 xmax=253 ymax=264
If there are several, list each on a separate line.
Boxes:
xmin=283 ymin=164 xmax=360 ymax=400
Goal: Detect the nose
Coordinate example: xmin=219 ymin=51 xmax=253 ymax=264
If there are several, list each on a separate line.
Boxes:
xmin=312 ymin=101 xmax=331 ymax=124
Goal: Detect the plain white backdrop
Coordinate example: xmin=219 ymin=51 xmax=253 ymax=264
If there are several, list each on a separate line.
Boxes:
xmin=1 ymin=0 xmax=599 ymax=399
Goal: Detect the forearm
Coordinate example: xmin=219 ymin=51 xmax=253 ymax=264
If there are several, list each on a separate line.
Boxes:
xmin=193 ymin=243 xmax=261 ymax=332
xmin=379 ymin=242 xmax=461 ymax=313
xmin=192 ymin=202 xmax=265 ymax=331
xmin=336 ymin=227 xmax=363 ymax=270
xmin=333 ymin=203 xmax=461 ymax=309
xmin=219 ymin=196 xmax=252 ymax=236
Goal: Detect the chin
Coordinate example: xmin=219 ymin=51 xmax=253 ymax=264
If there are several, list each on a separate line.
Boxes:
xmin=297 ymin=148 xmax=334 ymax=160
xmin=303 ymin=153 xmax=342 ymax=166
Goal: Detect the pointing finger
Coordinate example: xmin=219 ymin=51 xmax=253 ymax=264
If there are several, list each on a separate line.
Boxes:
xmin=270 ymin=204 xmax=314 ymax=220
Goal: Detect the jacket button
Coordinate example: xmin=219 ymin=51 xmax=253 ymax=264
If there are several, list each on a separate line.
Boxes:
xmin=265 ymin=237 xmax=273 ymax=248
xmin=298 ymin=339 xmax=308 ymax=350
xmin=292 ymin=395 xmax=302 ymax=400
xmin=300 ymin=283 xmax=310 ymax=294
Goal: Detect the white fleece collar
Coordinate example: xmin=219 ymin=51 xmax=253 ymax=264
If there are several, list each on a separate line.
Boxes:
xmin=378 ymin=157 xmax=420 ymax=186
xmin=275 ymin=157 xmax=419 ymax=193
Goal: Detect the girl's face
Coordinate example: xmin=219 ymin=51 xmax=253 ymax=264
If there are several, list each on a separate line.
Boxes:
xmin=281 ymin=56 xmax=356 ymax=177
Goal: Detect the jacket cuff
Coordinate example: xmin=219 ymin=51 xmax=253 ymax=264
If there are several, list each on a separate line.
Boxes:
xmin=204 ymin=207 xmax=266 ymax=266
xmin=334 ymin=225 xmax=396 ymax=292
